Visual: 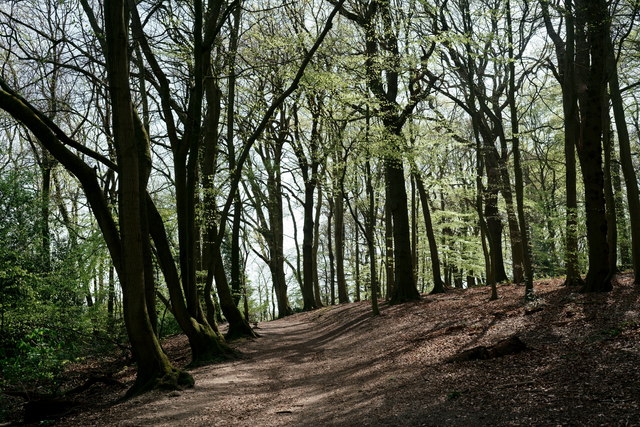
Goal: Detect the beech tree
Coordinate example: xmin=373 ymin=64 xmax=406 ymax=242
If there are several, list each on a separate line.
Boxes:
xmin=605 ymin=0 xmax=640 ymax=284
xmin=542 ymin=0 xmax=613 ymax=291
xmin=331 ymin=0 xmax=438 ymax=303
xmin=245 ymin=103 xmax=294 ymax=317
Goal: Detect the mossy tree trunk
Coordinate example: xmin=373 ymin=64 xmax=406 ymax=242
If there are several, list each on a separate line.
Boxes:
xmin=131 ymin=0 xmax=243 ymax=354
xmin=105 ymin=0 xmax=192 ymax=394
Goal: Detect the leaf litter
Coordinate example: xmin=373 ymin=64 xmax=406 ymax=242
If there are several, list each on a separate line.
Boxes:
xmin=23 ymin=273 xmax=640 ymax=426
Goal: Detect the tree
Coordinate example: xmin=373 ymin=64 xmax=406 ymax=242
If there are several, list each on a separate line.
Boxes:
xmin=540 ymin=0 xmax=585 ymax=287
xmin=542 ymin=0 xmax=613 ymax=292
xmin=332 ymin=0 xmax=436 ymax=304
xmin=104 ymin=0 xmax=191 ymax=393
xmin=245 ymin=104 xmax=294 ymax=318
xmin=331 ymin=128 xmax=351 ymax=304
xmin=1 ymin=0 xmax=344 ymax=392
xmin=0 ymin=77 xmax=193 ymax=395
xmin=605 ymin=2 xmax=640 ymax=285
xmin=413 ymin=169 xmax=445 ymax=294
xmin=506 ymin=0 xmax=534 ymax=297
xmin=291 ymin=93 xmax=325 ymax=310
xmin=574 ymin=0 xmax=612 ymax=291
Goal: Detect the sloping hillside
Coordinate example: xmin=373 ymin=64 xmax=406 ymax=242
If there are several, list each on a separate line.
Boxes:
xmin=27 ymin=274 xmax=640 ymax=425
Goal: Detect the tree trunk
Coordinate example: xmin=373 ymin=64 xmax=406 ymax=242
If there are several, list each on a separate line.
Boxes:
xmin=499 ymin=169 xmax=525 ymax=284
xmin=411 ymin=176 xmax=418 ymax=284
xmin=506 ymin=0 xmax=533 ymax=296
xmin=227 ymin=3 xmax=243 ymax=307
xmin=384 ymin=192 xmax=395 ymax=300
xmin=141 ymin=198 xmax=157 ymax=335
xmin=541 ymin=0 xmax=584 ymax=287
xmin=248 ymin=106 xmax=293 ymax=318
xmin=302 ymin=179 xmax=317 ymax=310
xmin=478 ymin=125 xmax=509 ymax=284
xmin=230 ymin=196 xmax=243 ymax=306
xmin=269 ymin=166 xmax=293 ymax=317
xmin=365 ymin=159 xmax=380 ymax=315
xmin=603 ymin=99 xmax=618 ymax=273
xmin=209 ymin=244 xmax=257 ymax=339
xmin=473 ymin=123 xmax=497 ymax=299
xmin=108 ymin=265 xmax=115 ymax=323
xmin=105 ymin=0 xmax=191 ymax=395
xmin=285 ymin=192 xmax=304 ymax=292
xmin=606 ymin=28 xmax=640 ymax=284
xmin=576 ymin=0 xmax=611 ymax=292
xmin=386 ymin=158 xmax=420 ymax=304
xmin=328 ymin=196 xmax=336 ymax=305
xmin=612 ymin=155 xmax=631 ymax=268
xmin=40 ymin=154 xmax=52 ymax=271
xmin=270 ymin=254 xmax=291 ymax=318
xmin=339 ymin=0 xmax=419 ymax=305
xmin=354 ymin=217 xmax=361 ymax=302
xmin=147 ymin=197 xmax=231 ymax=361
xmin=312 ymin=184 xmax=324 ymax=307
xmin=335 ymin=188 xmax=349 ymax=303
xmin=484 ymin=169 xmax=508 ymax=283
xmin=562 ymin=96 xmax=583 ymax=285
xmin=197 ymin=55 xmax=255 ymax=340
xmin=414 ymin=171 xmax=445 ymax=294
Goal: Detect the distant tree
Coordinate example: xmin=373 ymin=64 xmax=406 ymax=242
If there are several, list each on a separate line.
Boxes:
xmin=605 ymin=1 xmax=640 ymax=285
xmin=245 ymin=103 xmax=294 ymax=317
xmin=413 ymin=169 xmax=445 ymax=294
xmin=331 ymin=0 xmax=436 ymax=304
xmin=291 ymin=92 xmax=326 ymax=310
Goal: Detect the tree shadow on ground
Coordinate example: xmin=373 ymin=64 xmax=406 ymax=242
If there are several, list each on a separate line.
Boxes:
xmin=58 ymin=274 xmax=640 ymax=426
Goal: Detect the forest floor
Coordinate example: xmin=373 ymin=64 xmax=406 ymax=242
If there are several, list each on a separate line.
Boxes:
xmin=9 ymin=273 xmax=640 ymax=426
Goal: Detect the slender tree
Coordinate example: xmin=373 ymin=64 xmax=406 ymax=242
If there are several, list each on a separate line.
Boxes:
xmin=332 ymin=0 xmax=436 ymax=304
xmin=541 ymin=0 xmax=584 ymax=287
xmin=605 ymin=10 xmax=640 ymax=284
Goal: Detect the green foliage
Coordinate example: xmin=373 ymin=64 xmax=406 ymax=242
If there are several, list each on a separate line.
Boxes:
xmin=3 ymin=328 xmax=71 ymax=385
xmin=0 ymin=170 xmax=42 ymax=269
xmin=157 ymin=300 xmax=182 ymax=338
xmin=245 ymin=277 xmax=272 ymax=322
xmin=0 ymin=169 xmax=121 ymax=394
xmin=595 ymin=321 xmax=638 ymax=341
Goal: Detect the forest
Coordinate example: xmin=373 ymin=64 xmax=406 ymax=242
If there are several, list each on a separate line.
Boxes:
xmin=0 ymin=0 xmax=639 ymax=424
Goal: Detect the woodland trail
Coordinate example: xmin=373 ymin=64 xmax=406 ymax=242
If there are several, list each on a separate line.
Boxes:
xmin=61 ymin=275 xmax=640 ymax=426
xmin=65 ymin=303 xmax=419 ymax=426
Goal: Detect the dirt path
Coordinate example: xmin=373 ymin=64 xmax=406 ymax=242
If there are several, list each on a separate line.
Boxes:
xmin=59 ymin=277 xmax=640 ymax=426
xmin=64 ymin=304 xmax=409 ymax=426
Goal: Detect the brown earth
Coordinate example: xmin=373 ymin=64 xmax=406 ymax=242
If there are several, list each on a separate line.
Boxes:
xmin=18 ymin=274 xmax=640 ymax=425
